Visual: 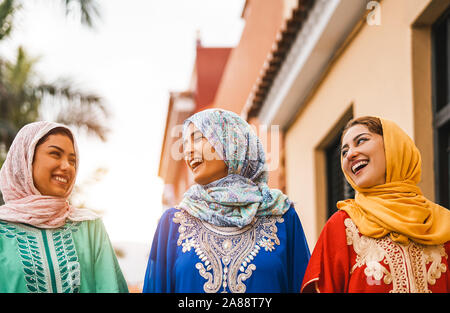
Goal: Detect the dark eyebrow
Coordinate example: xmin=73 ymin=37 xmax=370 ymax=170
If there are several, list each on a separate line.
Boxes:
xmin=48 ymin=145 xmax=76 ymax=158
xmin=341 ymin=133 xmax=371 ymax=151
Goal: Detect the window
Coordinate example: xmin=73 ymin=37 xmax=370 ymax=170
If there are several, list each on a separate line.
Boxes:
xmin=325 ymin=128 xmax=355 ymax=219
xmin=432 ymin=7 xmax=450 ymax=208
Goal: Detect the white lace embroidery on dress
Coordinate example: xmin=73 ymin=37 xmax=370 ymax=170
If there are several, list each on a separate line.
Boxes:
xmin=173 ymin=209 xmax=284 ymax=293
xmin=344 ymin=218 xmax=448 ymax=293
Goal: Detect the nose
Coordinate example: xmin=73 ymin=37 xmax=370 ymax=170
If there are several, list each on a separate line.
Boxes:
xmin=183 ymin=139 xmax=203 ymax=161
xmin=59 ymin=158 xmax=71 ymax=170
xmin=345 ymin=146 xmax=359 ymax=161
xmin=183 ymin=140 xmax=194 ymax=160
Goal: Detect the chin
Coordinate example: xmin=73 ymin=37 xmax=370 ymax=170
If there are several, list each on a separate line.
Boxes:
xmin=354 ymin=178 xmax=378 ymax=189
xmin=193 ymin=175 xmax=207 ymax=185
xmin=194 ymin=175 xmax=218 ymax=186
xmin=51 ymin=192 xmax=66 ymax=198
xmin=49 ymin=188 xmax=69 ymax=197
xmin=355 ymin=182 xmax=369 ymax=188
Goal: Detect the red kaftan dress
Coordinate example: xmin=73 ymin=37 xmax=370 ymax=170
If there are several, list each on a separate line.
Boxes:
xmin=301 ymin=211 xmax=449 ymax=293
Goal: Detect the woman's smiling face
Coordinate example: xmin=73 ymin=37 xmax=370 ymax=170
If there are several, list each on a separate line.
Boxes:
xmin=183 ymin=123 xmax=228 ymax=185
xmin=32 ymin=133 xmax=76 ymax=197
xmin=341 ymin=124 xmax=386 ymax=188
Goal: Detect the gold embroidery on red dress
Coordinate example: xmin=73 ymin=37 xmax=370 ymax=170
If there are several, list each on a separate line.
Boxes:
xmin=344 ymin=218 xmax=448 ymax=293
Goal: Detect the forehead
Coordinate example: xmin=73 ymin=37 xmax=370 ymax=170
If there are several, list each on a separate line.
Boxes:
xmin=184 ymin=123 xmax=203 ymax=138
xmin=342 ymin=124 xmax=371 ymax=144
xmin=40 ymin=133 xmax=75 ymax=153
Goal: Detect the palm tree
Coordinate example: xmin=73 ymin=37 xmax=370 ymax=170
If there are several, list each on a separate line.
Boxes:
xmin=0 ymin=0 xmax=100 ymax=34
xmin=0 ymin=0 xmax=17 ymax=41
xmin=0 ymin=46 xmax=109 ymax=152
xmin=0 ymin=0 xmax=105 ymax=204
xmin=0 ymin=0 xmax=106 ymax=151
xmin=62 ymin=0 xmax=101 ymax=28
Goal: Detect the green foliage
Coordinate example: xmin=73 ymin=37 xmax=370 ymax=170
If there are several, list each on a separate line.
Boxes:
xmin=0 ymin=47 xmax=40 ymax=145
xmin=0 ymin=0 xmax=19 ymax=40
xmin=63 ymin=0 xmax=101 ymax=28
xmin=0 ymin=46 xmax=109 ymax=149
xmin=0 ymin=0 xmax=99 ymax=39
xmin=0 ymin=0 xmax=106 ymax=198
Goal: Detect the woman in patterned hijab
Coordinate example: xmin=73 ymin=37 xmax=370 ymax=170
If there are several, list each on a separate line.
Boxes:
xmin=0 ymin=121 xmax=128 ymax=292
xmin=143 ymin=108 xmax=310 ymax=293
xmin=179 ymin=109 xmax=291 ymax=227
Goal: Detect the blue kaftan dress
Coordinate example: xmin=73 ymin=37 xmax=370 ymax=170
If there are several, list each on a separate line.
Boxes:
xmin=143 ymin=206 xmax=310 ymax=293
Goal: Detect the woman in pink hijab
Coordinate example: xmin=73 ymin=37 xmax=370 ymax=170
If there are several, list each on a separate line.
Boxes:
xmin=0 ymin=121 xmax=128 ymax=293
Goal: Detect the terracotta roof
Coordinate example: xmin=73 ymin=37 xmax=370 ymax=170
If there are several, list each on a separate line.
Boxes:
xmin=246 ymin=0 xmax=316 ymax=119
xmin=194 ymin=46 xmax=232 ymax=110
xmin=158 ymin=46 xmax=232 ymax=180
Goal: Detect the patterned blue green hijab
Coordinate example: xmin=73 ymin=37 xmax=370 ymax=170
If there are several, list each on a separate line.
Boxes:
xmin=178 ymin=109 xmax=291 ymax=227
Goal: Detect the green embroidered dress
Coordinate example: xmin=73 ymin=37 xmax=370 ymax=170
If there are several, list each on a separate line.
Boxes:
xmin=0 ymin=218 xmax=128 ymax=293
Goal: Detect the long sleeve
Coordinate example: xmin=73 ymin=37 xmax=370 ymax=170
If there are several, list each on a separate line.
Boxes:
xmin=90 ymin=219 xmax=129 ymax=293
xmin=301 ymin=211 xmax=351 ymax=293
xmin=286 ymin=207 xmax=311 ymax=292
xmin=142 ymin=208 xmax=180 ymax=293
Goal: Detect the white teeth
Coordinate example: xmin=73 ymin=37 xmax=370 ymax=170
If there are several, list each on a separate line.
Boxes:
xmin=190 ymin=158 xmax=203 ymax=168
xmin=54 ymin=176 xmax=68 ymax=183
xmin=352 ymin=160 xmax=369 ymax=173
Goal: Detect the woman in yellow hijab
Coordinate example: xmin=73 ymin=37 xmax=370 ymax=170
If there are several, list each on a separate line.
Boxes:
xmin=301 ymin=116 xmax=450 ymax=293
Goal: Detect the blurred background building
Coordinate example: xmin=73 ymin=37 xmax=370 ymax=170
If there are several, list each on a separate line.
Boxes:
xmin=159 ymin=0 xmax=296 ymax=207
xmin=159 ymin=39 xmax=232 ymax=207
xmin=159 ymin=0 xmax=450 ymax=249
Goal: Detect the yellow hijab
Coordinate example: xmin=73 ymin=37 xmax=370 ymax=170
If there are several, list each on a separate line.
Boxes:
xmin=337 ymin=118 xmax=450 ymax=245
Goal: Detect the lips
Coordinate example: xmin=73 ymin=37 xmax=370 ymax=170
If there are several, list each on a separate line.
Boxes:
xmin=351 ymin=159 xmax=369 ymax=175
xmin=189 ymin=158 xmax=203 ymax=171
xmin=52 ymin=174 xmax=70 ymax=185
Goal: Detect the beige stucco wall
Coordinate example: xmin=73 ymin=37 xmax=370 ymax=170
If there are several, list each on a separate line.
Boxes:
xmin=284 ymin=0 xmax=442 ymax=249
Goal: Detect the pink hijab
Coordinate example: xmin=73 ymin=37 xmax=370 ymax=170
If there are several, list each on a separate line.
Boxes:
xmin=0 ymin=121 xmax=99 ymax=228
